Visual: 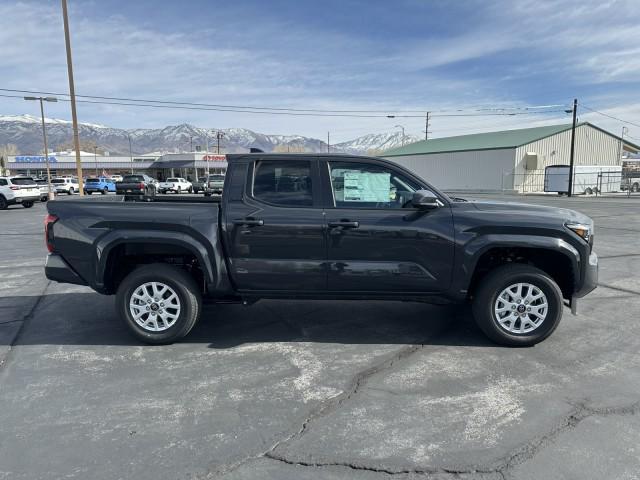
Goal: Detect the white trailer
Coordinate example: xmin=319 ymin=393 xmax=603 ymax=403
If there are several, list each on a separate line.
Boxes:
xmin=544 ymin=165 xmax=623 ymax=195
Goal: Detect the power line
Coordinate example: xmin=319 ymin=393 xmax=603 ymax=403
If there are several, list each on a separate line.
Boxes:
xmin=0 ymin=87 xmax=568 ymax=117
xmin=0 ymin=92 xmax=568 ymax=119
xmin=580 ymin=104 xmax=640 ymax=129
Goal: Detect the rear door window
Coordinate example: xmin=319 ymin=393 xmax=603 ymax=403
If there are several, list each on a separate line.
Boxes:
xmin=11 ymin=178 xmax=37 ymax=186
xmin=252 ymin=160 xmax=313 ymax=207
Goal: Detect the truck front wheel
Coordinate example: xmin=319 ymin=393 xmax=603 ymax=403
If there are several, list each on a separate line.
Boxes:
xmin=116 ymin=264 xmax=202 ymax=344
xmin=472 ymin=264 xmax=563 ymax=347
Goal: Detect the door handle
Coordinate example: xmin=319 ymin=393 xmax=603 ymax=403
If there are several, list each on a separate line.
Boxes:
xmin=328 ymin=220 xmax=359 ymax=229
xmin=233 ymin=218 xmax=264 ymax=226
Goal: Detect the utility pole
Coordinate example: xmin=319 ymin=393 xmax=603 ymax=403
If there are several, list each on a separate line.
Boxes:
xmin=216 ymin=131 xmax=225 ymax=153
xmin=61 ymin=0 xmax=84 ymax=195
xmin=24 ymin=96 xmax=56 ymax=200
xmin=327 ymin=132 xmax=330 ymax=153
xmin=93 ymin=145 xmax=98 ymax=176
xmin=425 ymin=112 xmax=430 ymax=140
xmin=618 ymin=126 xmax=628 ymax=165
xmin=567 ymin=98 xmax=578 ymax=197
xmin=127 ymin=133 xmax=133 ymax=174
xmin=190 ymin=136 xmax=193 ymax=152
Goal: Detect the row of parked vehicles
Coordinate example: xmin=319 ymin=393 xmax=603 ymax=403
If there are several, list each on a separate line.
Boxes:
xmin=0 ymin=173 xmax=226 ymax=209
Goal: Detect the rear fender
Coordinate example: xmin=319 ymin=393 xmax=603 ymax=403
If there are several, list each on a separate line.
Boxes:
xmin=95 ymin=230 xmax=217 ymax=292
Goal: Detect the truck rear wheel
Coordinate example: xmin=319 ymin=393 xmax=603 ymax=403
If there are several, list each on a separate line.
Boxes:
xmin=472 ymin=264 xmax=563 ymax=347
xmin=116 ymin=264 xmax=201 ymax=344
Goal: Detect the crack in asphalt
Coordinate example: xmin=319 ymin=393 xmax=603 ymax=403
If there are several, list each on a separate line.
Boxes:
xmin=207 ymin=318 xmax=456 ymax=479
xmin=260 ymin=400 xmax=640 ymax=479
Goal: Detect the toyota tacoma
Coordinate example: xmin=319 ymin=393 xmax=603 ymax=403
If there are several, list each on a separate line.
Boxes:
xmin=44 ymin=154 xmax=597 ymax=346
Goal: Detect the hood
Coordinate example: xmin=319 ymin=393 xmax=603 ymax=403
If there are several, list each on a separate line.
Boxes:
xmin=461 ymin=199 xmax=593 ymax=225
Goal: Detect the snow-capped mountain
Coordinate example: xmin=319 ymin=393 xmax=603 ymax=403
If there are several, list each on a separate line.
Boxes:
xmin=0 ymin=114 xmax=417 ymax=156
xmin=333 ymin=132 xmax=421 ymax=154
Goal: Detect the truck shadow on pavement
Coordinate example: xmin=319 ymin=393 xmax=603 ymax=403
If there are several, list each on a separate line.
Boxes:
xmin=7 ymin=292 xmax=497 ymax=349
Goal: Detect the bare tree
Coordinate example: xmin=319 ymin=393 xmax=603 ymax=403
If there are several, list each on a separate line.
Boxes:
xmin=0 ymin=144 xmax=18 ymax=175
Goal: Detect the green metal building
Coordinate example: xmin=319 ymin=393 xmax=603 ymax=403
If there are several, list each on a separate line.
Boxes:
xmin=382 ymin=123 xmax=640 ymax=193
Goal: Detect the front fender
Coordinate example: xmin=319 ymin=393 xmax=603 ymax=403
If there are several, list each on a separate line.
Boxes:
xmin=450 ymin=234 xmax=581 ymax=298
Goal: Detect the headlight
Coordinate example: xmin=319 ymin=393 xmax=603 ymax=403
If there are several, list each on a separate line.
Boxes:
xmin=565 ymin=222 xmax=592 ymax=243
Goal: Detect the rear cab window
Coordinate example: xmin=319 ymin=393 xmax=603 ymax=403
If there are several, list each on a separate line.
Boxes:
xmin=252 ymin=160 xmax=314 ymax=207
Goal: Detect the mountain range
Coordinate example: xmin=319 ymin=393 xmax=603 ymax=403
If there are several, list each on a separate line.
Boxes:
xmin=0 ymin=114 xmax=420 ymax=156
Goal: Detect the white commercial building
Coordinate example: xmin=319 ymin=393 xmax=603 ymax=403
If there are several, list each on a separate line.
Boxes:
xmin=382 ymin=123 xmax=640 ymax=193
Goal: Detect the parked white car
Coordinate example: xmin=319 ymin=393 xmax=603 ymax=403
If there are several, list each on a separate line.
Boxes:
xmin=0 ymin=176 xmax=40 ymax=210
xmin=158 ymin=177 xmax=193 ymax=194
xmin=51 ymin=177 xmax=80 ymax=195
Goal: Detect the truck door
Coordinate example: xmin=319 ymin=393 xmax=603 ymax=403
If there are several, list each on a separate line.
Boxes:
xmin=223 ymin=158 xmax=326 ymax=292
xmin=322 ymin=159 xmax=454 ymax=293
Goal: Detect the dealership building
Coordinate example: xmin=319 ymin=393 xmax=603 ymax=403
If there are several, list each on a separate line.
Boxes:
xmin=5 ymin=151 xmax=228 ymax=180
xmin=383 ymin=122 xmax=640 ymax=193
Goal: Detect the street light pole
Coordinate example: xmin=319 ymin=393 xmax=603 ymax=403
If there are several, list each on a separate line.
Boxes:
xmin=93 ymin=146 xmax=98 ymax=176
xmin=25 ymin=96 xmax=56 ymax=201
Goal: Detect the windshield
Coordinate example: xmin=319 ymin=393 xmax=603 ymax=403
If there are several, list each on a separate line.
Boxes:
xmin=11 ymin=177 xmax=36 ymax=186
xmin=123 ymin=175 xmax=144 ymax=182
xmin=86 ymin=178 xmax=100 ymax=182
xmin=51 ymin=179 xmax=65 ymax=184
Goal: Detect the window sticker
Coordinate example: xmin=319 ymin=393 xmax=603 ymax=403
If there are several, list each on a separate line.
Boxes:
xmin=342 ymin=171 xmax=391 ymax=202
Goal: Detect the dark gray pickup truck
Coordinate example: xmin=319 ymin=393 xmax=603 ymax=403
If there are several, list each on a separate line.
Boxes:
xmin=45 ymin=154 xmax=597 ymax=346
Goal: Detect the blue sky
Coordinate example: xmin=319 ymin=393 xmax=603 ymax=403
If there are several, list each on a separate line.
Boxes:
xmin=1 ymin=0 xmax=639 ymax=142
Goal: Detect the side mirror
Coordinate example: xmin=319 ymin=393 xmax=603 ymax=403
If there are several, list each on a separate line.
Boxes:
xmin=412 ymin=190 xmax=440 ymax=209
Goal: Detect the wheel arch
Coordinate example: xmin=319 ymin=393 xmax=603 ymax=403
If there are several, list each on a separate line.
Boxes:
xmin=460 ymin=235 xmax=580 ymax=300
xmin=96 ymin=230 xmax=216 ymax=294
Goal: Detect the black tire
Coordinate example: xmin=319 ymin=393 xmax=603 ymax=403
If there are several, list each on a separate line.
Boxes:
xmin=472 ymin=264 xmax=563 ymax=347
xmin=102 ymin=187 xmax=108 ymax=195
xmin=22 ymin=201 xmax=34 ymax=208
xmin=632 ymin=183 xmax=639 ymax=193
xmin=116 ymin=264 xmax=202 ymax=344
xmin=41 ymin=196 xmax=48 ymax=202
xmin=68 ymin=187 xmax=74 ymax=195
xmin=204 ymin=192 xmax=211 ymax=197
xmin=86 ymin=190 xmax=92 ymax=195
xmin=188 ymin=187 xmax=193 ymax=193
xmin=177 ymin=186 xmax=182 ymax=194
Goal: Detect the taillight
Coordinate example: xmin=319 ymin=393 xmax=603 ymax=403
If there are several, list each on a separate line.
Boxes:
xmin=10 ymin=185 xmax=20 ymax=190
xmin=44 ymin=214 xmax=58 ymax=253
xmin=139 ymin=182 xmax=145 ymax=189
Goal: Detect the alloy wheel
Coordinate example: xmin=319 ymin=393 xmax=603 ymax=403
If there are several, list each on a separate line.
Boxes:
xmin=493 ymin=282 xmax=548 ymax=334
xmin=129 ymin=281 xmax=181 ymax=332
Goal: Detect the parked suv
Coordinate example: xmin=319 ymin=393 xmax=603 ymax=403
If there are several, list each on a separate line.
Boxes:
xmin=51 ymin=177 xmax=80 ymax=195
xmin=33 ymin=178 xmax=53 ymax=201
xmin=0 ymin=176 xmax=40 ymax=209
xmin=84 ymin=177 xmax=116 ymax=195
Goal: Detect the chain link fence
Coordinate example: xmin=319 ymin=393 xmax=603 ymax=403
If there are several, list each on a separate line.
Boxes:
xmin=503 ymin=170 xmax=640 ymax=197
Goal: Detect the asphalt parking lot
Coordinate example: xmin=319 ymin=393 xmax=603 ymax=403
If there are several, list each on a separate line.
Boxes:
xmin=0 ymin=194 xmax=639 ymax=480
